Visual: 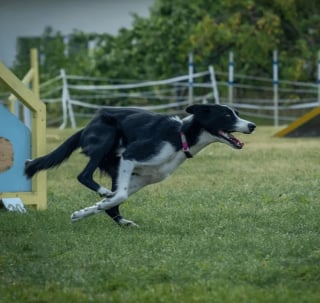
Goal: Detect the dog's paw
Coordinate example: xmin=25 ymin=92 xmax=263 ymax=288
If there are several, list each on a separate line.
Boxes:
xmin=70 ymin=211 xmax=84 ymax=222
xmin=70 ymin=205 xmax=102 ymax=222
xmin=98 ymin=187 xmax=114 ymax=197
xmin=118 ymin=218 xmax=139 ymax=228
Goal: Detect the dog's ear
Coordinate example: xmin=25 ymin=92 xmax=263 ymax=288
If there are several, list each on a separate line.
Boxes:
xmin=186 ymin=104 xmax=211 ymax=115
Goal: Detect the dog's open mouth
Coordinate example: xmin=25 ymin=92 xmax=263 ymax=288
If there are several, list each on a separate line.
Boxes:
xmin=218 ymin=130 xmax=244 ymax=149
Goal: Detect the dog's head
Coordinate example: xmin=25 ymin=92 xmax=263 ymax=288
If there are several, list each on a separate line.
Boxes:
xmin=186 ymin=104 xmax=256 ymax=149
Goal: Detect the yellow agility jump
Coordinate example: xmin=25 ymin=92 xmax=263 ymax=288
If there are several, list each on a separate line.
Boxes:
xmin=274 ymin=107 xmax=320 ymax=138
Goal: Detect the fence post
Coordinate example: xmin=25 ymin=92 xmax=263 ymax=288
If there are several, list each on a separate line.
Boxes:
xmin=273 ymin=50 xmax=279 ymax=127
xmin=67 ymin=89 xmax=76 ymax=129
xmin=209 ymin=65 xmax=220 ymax=104
xmin=60 ymin=69 xmax=76 ymax=129
xmin=60 ymin=69 xmax=69 ymax=129
xmin=228 ymin=51 xmax=234 ymax=105
xmin=188 ymin=52 xmax=194 ymax=106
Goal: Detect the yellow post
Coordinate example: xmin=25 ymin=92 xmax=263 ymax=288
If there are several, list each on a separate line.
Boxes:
xmin=31 ymin=48 xmax=39 ymax=100
xmin=30 ymin=49 xmax=47 ymax=210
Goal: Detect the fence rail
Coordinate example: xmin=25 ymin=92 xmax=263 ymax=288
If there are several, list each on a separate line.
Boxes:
xmin=39 ymin=51 xmax=320 ymax=128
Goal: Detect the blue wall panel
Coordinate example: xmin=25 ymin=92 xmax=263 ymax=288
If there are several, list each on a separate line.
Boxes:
xmin=0 ymin=104 xmax=31 ymax=192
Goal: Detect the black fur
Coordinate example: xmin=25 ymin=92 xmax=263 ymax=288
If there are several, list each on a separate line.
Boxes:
xmin=25 ymin=130 xmax=82 ymax=177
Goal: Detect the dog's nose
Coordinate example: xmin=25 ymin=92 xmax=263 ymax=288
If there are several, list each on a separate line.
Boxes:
xmin=248 ymin=123 xmax=256 ymax=133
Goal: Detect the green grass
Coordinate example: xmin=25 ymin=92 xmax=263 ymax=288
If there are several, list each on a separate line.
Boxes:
xmin=1 ymin=126 xmax=320 ymax=303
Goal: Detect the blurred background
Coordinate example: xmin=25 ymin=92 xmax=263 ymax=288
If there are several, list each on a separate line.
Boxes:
xmin=1 ymin=0 xmax=320 ymax=127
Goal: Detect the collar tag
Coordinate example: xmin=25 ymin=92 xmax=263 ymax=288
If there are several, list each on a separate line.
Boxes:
xmin=180 ymin=132 xmax=193 ymax=158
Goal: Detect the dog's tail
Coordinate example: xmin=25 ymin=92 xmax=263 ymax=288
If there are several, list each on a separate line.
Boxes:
xmin=25 ymin=129 xmax=83 ymax=178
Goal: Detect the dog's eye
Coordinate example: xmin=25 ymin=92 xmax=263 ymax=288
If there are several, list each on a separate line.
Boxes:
xmin=225 ymin=113 xmax=232 ymax=118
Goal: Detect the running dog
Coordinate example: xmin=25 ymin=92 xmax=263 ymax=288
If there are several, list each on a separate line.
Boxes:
xmin=25 ymin=104 xmax=256 ymax=226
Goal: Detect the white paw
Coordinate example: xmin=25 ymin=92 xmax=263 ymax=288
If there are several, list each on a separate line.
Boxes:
xmin=70 ymin=210 xmax=85 ymax=222
xmin=70 ymin=205 xmax=101 ymax=222
xmin=98 ymin=187 xmax=113 ymax=197
xmin=118 ymin=218 xmax=139 ymax=227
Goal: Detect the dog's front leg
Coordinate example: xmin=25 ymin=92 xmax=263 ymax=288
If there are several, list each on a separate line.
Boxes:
xmin=70 ymin=199 xmax=105 ymax=222
xmin=104 ymin=175 xmax=151 ymax=226
xmin=98 ymin=158 xmax=134 ymax=211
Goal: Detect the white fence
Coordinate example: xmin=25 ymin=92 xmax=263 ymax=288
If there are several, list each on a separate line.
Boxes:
xmin=39 ymin=51 xmax=320 ymax=128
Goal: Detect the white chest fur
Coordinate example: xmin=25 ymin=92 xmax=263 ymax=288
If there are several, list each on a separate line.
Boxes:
xmin=131 ymin=131 xmax=216 ymax=184
xmin=132 ymin=142 xmax=186 ymax=183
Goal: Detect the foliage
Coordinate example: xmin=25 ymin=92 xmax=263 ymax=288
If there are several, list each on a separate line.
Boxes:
xmin=13 ymin=0 xmax=320 ymax=82
xmin=94 ymin=0 xmax=320 ymax=81
xmin=1 ymin=127 xmax=320 ymax=302
xmin=14 ymin=27 xmax=97 ymax=81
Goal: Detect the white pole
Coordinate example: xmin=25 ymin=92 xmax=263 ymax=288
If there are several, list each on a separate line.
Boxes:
xmin=228 ymin=51 xmax=234 ymax=105
xmin=60 ymin=69 xmax=76 ymax=129
xmin=273 ymin=50 xmax=279 ymax=127
xmin=209 ymin=65 xmax=220 ymax=104
xmin=318 ymin=50 xmax=320 ymax=106
xmin=59 ymin=69 xmax=69 ymax=129
xmin=67 ymin=94 xmax=76 ymax=129
xmin=63 ymin=35 xmax=69 ymax=57
xmin=188 ymin=52 xmax=194 ymax=106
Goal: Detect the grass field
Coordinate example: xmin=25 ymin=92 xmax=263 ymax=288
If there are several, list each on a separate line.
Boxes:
xmin=1 ymin=126 xmax=320 ymax=303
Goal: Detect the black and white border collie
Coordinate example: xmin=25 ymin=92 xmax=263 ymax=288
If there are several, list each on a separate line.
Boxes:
xmin=25 ymin=104 xmax=256 ymax=227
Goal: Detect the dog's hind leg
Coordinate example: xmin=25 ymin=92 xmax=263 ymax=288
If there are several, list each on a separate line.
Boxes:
xmin=105 ymin=205 xmax=138 ymax=227
xmin=78 ymin=124 xmax=118 ymax=196
xmin=77 ymin=157 xmax=113 ymax=197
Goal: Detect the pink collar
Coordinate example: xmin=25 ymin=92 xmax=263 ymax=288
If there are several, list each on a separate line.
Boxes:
xmin=180 ymin=132 xmax=193 ymax=158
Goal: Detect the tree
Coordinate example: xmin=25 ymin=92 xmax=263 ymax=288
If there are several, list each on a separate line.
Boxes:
xmin=94 ymin=0 xmax=320 ymax=81
xmin=13 ymin=27 xmax=98 ymax=80
xmin=13 ymin=0 xmax=320 ymax=82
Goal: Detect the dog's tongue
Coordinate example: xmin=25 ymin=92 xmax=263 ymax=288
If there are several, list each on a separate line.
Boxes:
xmin=230 ymin=133 xmax=244 ymax=148
xmin=219 ymin=130 xmax=244 ymax=148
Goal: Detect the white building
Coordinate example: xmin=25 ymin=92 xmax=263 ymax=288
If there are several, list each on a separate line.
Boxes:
xmin=0 ymin=0 xmax=154 ymax=67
